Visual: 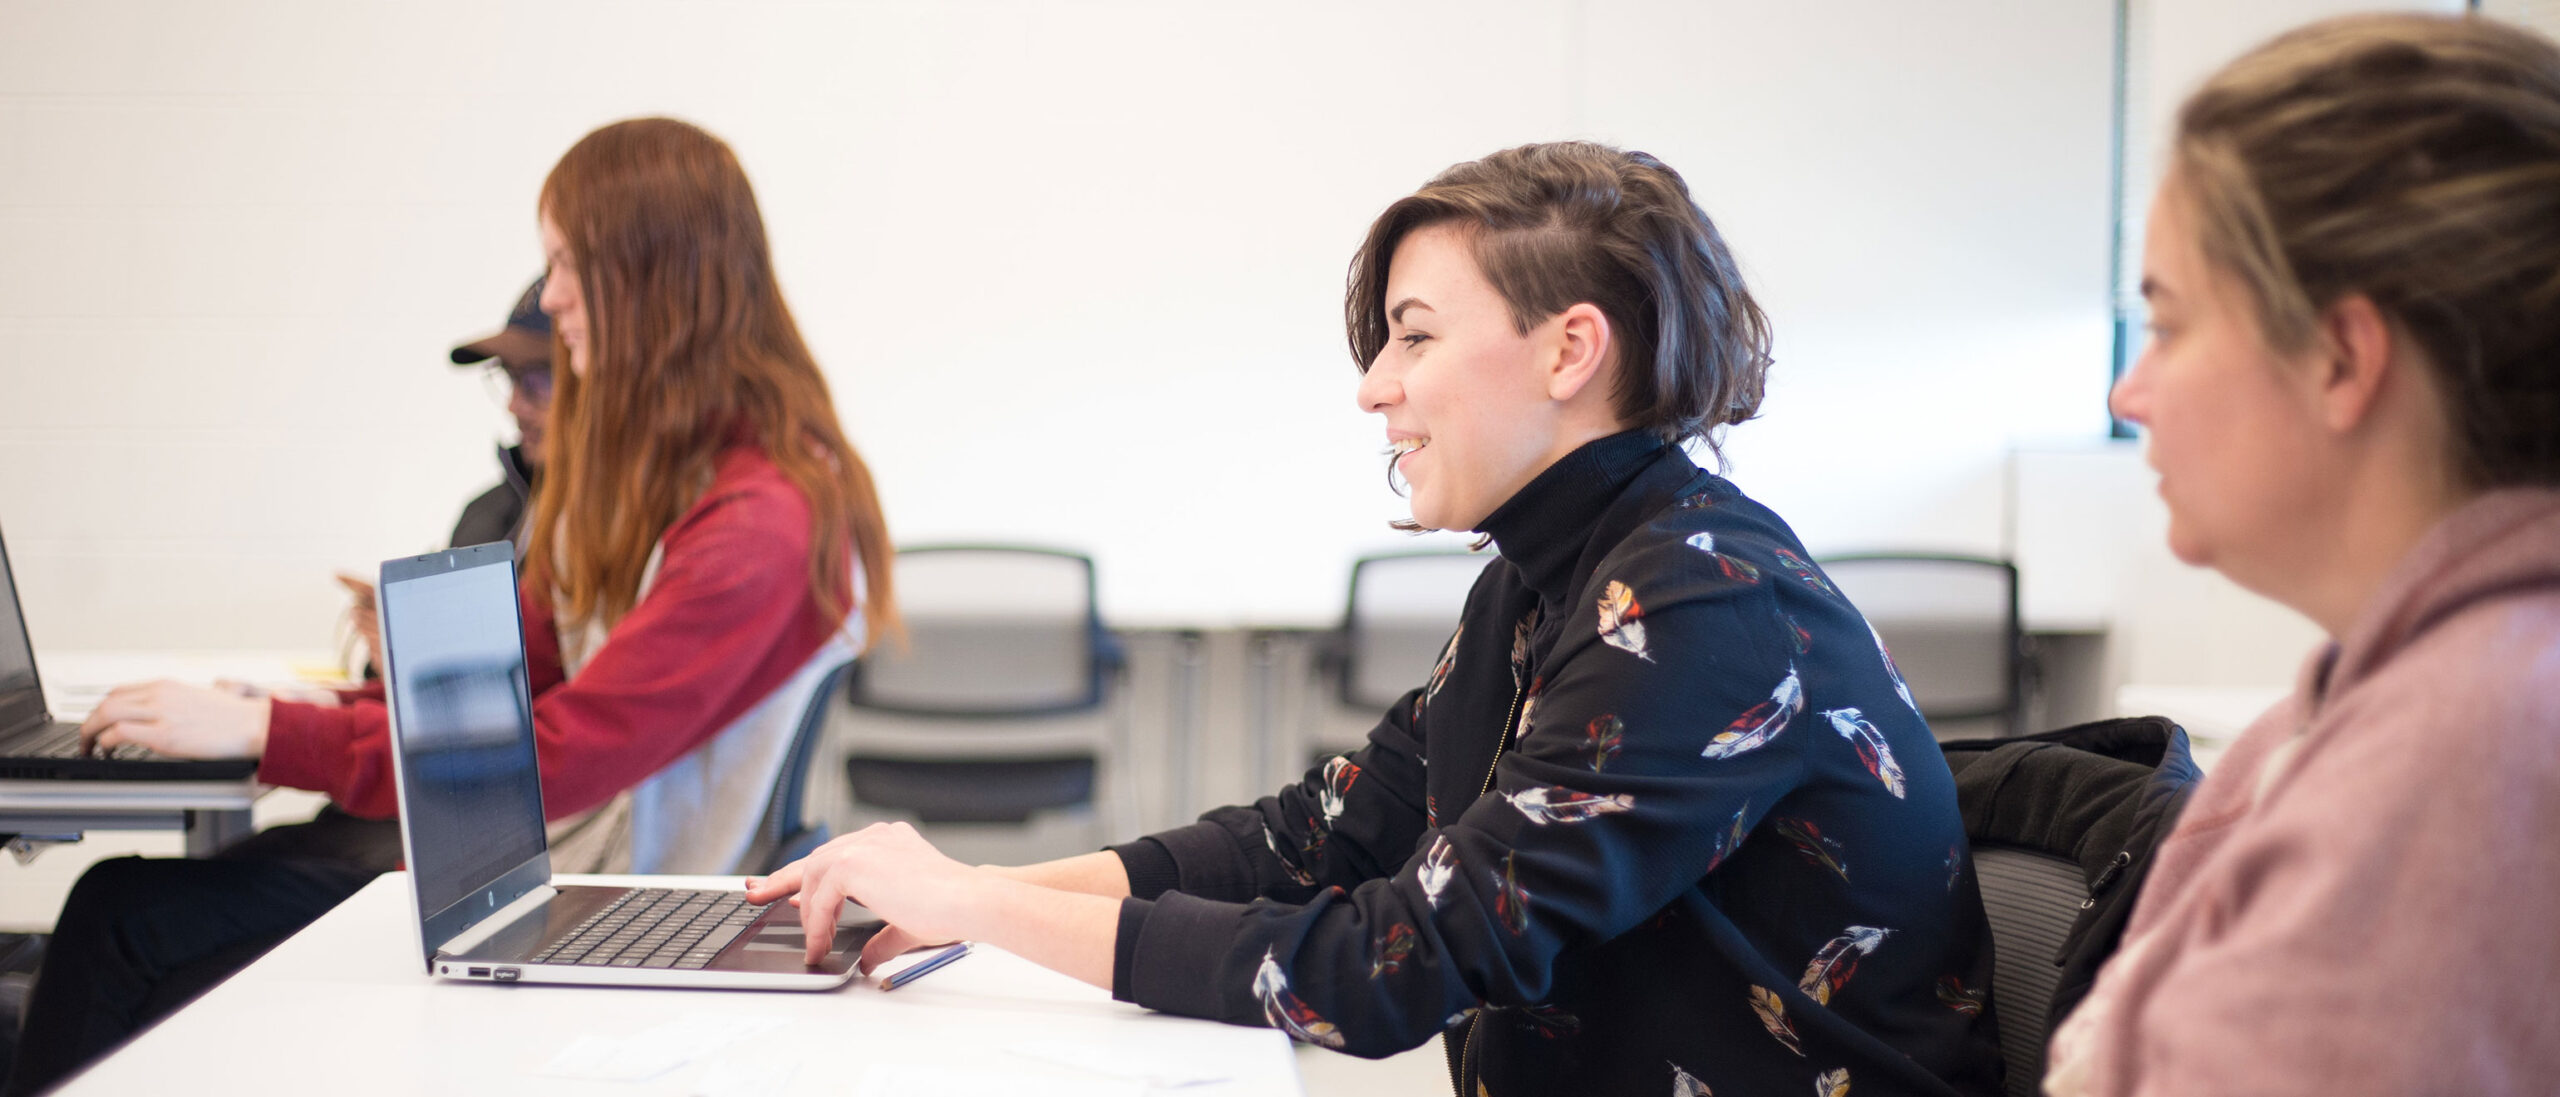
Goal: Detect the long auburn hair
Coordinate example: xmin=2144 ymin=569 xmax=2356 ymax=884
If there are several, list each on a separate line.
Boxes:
xmin=528 ymin=117 xmax=896 ymax=644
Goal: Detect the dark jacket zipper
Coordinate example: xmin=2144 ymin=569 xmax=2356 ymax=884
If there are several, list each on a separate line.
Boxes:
xmin=1456 ymin=677 xmax=1528 ymax=1097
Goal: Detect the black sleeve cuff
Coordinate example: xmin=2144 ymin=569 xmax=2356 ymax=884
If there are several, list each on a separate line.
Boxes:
xmin=1110 ymin=896 xmax=1152 ymax=1002
xmin=1119 ymin=890 xmax=1259 ymax=1021
xmin=1108 ymin=837 xmax=1183 ymax=901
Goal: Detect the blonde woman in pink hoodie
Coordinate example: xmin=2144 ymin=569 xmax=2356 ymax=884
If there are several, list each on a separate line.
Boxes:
xmin=2047 ymin=13 xmax=2560 ymax=1097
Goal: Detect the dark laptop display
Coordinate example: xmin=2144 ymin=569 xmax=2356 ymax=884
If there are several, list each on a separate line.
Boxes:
xmin=0 ymin=525 xmax=260 ymax=782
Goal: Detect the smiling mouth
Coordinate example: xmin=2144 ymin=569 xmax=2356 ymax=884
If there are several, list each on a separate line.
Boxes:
xmin=1385 ymin=437 xmax=1428 ymax=460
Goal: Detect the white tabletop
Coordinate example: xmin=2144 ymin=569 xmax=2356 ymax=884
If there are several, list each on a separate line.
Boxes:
xmin=60 ymin=872 xmax=1303 ymax=1097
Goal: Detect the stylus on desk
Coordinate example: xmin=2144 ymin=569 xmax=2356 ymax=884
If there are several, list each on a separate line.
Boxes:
xmin=876 ymin=942 xmax=972 ymax=991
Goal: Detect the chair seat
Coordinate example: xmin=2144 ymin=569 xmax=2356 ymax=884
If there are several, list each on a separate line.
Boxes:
xmin=845 ymin=754 xmax=1097 ymax=824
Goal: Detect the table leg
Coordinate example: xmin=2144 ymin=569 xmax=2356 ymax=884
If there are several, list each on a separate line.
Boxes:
xmin=182 ymin=808 xmax=253 ymax=857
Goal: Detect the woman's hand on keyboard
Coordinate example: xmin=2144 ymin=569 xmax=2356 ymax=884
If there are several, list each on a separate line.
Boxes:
xmin=78 ymin=679 xmax=270 ymax=760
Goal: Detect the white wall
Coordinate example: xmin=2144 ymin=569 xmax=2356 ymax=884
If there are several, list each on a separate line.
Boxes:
xmin=0 ymin=0 xmax=2116 ymax=647
xmin=0 ymin=0 xmax=2456 ymax=663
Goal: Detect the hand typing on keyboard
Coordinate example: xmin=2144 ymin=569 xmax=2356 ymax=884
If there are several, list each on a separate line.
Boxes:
xmin=79 ymin=679 xmax=274 ymax=761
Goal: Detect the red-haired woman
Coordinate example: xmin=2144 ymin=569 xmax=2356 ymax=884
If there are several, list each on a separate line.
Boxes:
xmin=7 ymin=117 xmax=895 ymax=1096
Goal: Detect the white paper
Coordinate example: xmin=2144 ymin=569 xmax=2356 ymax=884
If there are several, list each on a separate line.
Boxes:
xmin=1009 ymin=1037 xmax=1235 ymax=1087
xmin=693 ymin=1056 xmax=800 ymax=1097
xmin=536 ymin=1012 xmax=794 ymax=1083
xmin=852 ymin=1063 xmax=1143 ymax=1097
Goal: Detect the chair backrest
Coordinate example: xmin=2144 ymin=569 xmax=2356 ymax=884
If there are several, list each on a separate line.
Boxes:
xmin=1818 ymin=554 xmax=2024 ymax=733
xmin=848 ymin=545 xmax=1117 ymax=718
xmin=1334 ymin=551 xmax=1487 ymax=711
xmin=738 ymin=658 xmax=854 ymax=874
xmin=1942 ymin=719 xmax=2198 ymax=1097
xmin=1972 ymin=845 xmax=2088 ymax=1097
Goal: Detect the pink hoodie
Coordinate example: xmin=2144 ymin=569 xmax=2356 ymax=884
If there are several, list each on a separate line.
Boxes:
xmin=2047 ymin=488 xmax=2560 ymax=1097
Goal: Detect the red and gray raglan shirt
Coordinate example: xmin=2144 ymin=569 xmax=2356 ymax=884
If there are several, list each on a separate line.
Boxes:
xmin=259 ymin=445 xmax=844 ymax=824
xmin=1109 ymin=431 xmax=2006 ymax=1097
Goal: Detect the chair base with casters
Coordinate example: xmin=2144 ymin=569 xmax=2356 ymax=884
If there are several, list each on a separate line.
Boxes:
xmin=1940 ymin=715 xmax=2201 ymax=1097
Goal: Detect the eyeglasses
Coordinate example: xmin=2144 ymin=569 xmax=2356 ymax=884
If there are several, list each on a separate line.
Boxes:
xmin=481 ymin=363 xmax=556 ymax=408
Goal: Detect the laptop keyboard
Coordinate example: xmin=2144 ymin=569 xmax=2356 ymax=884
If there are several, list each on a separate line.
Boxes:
xmin=529 ymin=888 xmax=772 ymax=970
xmin=24 ymin=730 xmax=151 ymax=761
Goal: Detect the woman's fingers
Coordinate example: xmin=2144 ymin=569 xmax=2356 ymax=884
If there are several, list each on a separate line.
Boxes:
xmin=743 ymin=863 xmax=803 ymax=904
xmin=799 ymin=859 xmax=861 ymax=967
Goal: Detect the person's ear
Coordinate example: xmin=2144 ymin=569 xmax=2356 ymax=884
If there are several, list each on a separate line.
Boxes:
xmin=2312 ymin=293 xmax=2395 ymax=434
xmin=1546 ymin=303 xmax=1615 ymax=403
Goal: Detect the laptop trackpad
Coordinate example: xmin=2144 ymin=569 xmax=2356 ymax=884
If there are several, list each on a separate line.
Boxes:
xmin=743 ymin=922 xmax=877 ymax=955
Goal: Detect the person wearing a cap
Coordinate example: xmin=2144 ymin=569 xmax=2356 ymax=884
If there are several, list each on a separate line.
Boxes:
xmin=2 ymin=279 xmax=561 ymax=1095
xmin=334 ymin=280 xmax=558 ymax=675
xmin=444 ymin=276 xmax=554 ymax=550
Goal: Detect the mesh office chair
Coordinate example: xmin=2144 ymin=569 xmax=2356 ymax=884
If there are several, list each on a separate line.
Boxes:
xmin=1817 ymin=554 xmax=2028 ymax=739
xmin=1941 ymin=717 xmax=2200 ymax=1097
xmin=1298 ymin=551 xmax=1488 ymax=768
xmin=1328 ymin=551 xmax=1488 ymax=711
xmin=734 ymin=660 xmax=853 ymax=874
xmin=836 ymin=545 xmax=1130 ymax=835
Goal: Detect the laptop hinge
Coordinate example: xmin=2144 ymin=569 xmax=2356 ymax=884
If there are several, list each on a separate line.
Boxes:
xmin=435 ymin=883 xmax=559 ymax=959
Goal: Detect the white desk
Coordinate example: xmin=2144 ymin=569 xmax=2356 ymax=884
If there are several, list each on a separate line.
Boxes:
xmin=2 ymin=650 xmax=342 ymax=855
xmin=60 ymin=873 xmax=1304 ymax=1097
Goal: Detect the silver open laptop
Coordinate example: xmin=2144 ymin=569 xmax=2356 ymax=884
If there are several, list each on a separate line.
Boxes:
xmin=380 ymin=541 xmax=869 ymax=989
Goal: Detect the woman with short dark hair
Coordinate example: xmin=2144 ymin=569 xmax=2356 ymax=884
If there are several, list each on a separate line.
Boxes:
xmin=2046 ymin=14 xmax=2560 ymax=1095
xmin=756 ymin=142 xmax=2002 ymax=1097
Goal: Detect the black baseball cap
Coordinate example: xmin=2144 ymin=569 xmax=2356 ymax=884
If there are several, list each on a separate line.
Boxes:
xmin=450 ymin=277 xmax=553 ymax=368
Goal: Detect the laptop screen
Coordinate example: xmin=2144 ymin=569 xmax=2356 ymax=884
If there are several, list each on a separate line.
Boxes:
xmin=380 ymin=548 xmax=547 ymax=923
xmin=0 ymin=528 xmax=51 ymax=735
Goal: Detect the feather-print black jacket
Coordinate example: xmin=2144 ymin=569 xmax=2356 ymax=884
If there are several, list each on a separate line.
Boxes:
xmin=1109 ymin=430 xmax=2005 ymax=1097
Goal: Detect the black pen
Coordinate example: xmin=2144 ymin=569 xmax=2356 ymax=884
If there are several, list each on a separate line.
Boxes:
xmin=876 ymin=942 xmax=972 ymax=991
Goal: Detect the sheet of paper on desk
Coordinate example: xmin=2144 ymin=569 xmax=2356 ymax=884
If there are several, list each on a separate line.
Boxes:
xmin=537 ymin=1011 xmax=793 ymax=1082
xmin=1010 ymin=1036 xmax=1236 ymax=1087
xmin=853 ymin=1063 xmax=1143 ymax=1097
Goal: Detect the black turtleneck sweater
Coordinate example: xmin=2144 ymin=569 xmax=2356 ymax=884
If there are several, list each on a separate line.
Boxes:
xmin=1110 ymin=431 xmax=2004 ymax=1097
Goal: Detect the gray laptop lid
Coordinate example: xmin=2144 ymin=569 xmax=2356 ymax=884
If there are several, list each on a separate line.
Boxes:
xmin=0 ymin=525 xmax=56 ymax=739
xmin=378 ymin=542 xmax=552 ymax=968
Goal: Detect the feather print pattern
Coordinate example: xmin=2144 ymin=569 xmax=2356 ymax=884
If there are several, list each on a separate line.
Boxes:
xmin=1420 ymin=624 xmax=1462 ymax=716
xmin=1669 ymin=1061 xmax=1715 ymax=1096
xmin=1936 ymin=974 xmax=1986 ymax=1015
xmin=1749 ymin=985 xmax=1805 ymax=1056
xmin=1318 ymin=755 xmax=1361 ymax=827
xmin=1516 ymin=678 xmax=1543 ymax=742
xmin=1781 ymin=611 xmax=1813 ymax=655
xmin=1264 ymin=821 xmax=1315 ymax=886
xmin=1814 ymin=1067 xmax=1850 ymax=1097
xmin=1824 ymin=707 xmax=1908 ymax=799
xmin=1868 ymin=623 xmax=1919 ymax=715
xmin=1418 ymin=834 xmax=1458 ymax=910
xmin=1370 ymin=923 xmax=1417 ymax=979
xmin=1509 ymin=609 xmax=1538 ymax=691
xmin=1774 ymin=548 xmax=1840 ymax=597
xmin=1685 ymin=531 xmax=1764 ymax=584
xmin=1704 ymin=665 xmax=1803 ymax=759
xmin=1584 ymin=714 xmax=1626 ymax=771
xmin=1798 ymin=925 xmax=1893 ymax=1005
xmin=1597 ymin=580 xmax=1655 ymax=662
xmin=1493 ymin=851 xmax=1532 ymax=936
xmin=1773 ymin=817 xmax=1850 ymax=882
xmin=1706 ymin=799 xmax=1752 ymax=872
xmin=1252 ymin=947 xmax=1344 ymax=1048
xmin=1504 ymin=786 xmax=1636 ymax=826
